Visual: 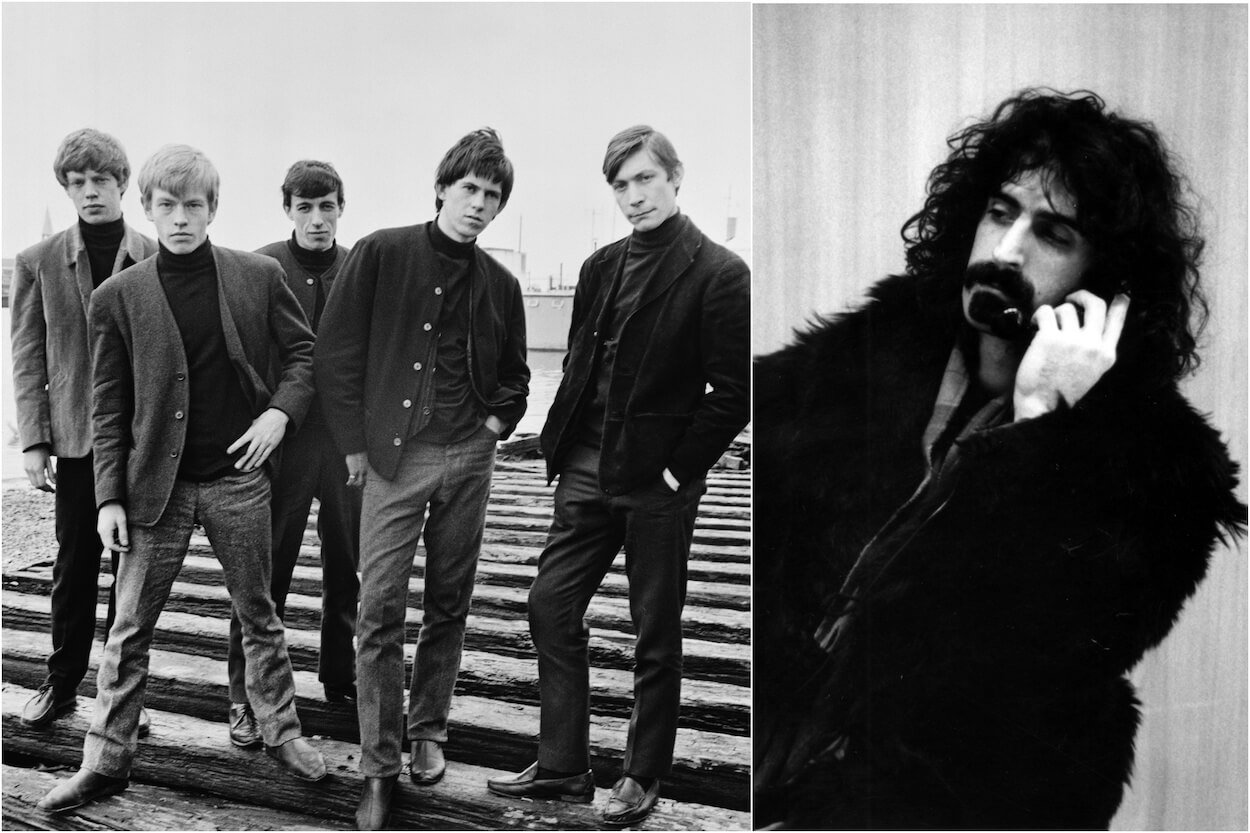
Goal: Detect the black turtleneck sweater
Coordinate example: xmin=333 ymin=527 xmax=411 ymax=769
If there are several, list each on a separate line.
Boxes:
xmin=79 ymin=216 xmax=126 ymax=288
xmin=413 ymin=218 xmax=483 ymax=444
xmin=156 ymin=239 xmax=254 ymax=481
xmin=287 ymin=232 xmax=339 ymax=329
xmin=578 ymin=211 xmax=687 ymax=448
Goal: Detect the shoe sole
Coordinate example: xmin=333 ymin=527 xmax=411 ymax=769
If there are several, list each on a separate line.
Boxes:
xmin=230 ymin=736 xmax=263 ymax=750
xmin=409 ymin=770 xmax=446 ymax=786
xmin=21 ymin=701 xmax=77 ymax=729
xmin=41 ymin=780 xmax=129 ymax=814
xmin=603 ymin=809 xmax=656 ymax=828
xmin=486 ymin=785 xmax=594 ymax=804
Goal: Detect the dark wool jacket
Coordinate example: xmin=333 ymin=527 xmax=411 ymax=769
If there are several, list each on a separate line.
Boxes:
xmin=753 ymin=272 xmax=1244 ymax=830
xmin=90 ymin=247 xmax=315 ymax=526
xmin=314 ymin=222 xmax=529 ymax=480
xmin=540 ymin=215 xmax=749 ymax=494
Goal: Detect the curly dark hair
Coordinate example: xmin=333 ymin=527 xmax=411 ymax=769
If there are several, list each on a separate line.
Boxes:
xmin=902 ymin=88 xmax=1208 ymax=384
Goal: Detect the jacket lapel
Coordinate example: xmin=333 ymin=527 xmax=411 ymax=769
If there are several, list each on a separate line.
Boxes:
xmin=116 ymin=225 xmax=150 ymax=273
xmin=64 ymin=224 xmax=95 ymax=318
xmin=214 ymin=247 xmax=270 ymax=406
xmin=132 ymin=260 xmax=186 ymax=366
xmin=622 ymin=214 xmax=702 ymax=326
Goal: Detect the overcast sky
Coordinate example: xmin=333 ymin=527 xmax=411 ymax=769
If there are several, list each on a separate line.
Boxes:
xmin=1 ymin=2 xmax=751 ymax=285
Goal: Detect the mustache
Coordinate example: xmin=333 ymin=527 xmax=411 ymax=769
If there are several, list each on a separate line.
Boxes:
xmin=962 ymin=261 xmax=1036 ymax=308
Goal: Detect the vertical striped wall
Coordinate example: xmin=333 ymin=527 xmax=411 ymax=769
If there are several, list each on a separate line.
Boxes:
xmin=752 ymin=5 xmax=1248 ymax=829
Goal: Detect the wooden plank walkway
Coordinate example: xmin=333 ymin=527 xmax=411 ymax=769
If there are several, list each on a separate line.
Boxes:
xmin=1 ymin=456 xmax=750 ymax=830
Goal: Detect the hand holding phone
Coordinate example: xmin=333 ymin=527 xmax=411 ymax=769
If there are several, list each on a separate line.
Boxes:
xmin=1012 ymin=291 xmax=1130 ymax=420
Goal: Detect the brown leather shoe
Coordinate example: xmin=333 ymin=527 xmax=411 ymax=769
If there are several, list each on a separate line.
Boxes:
xmin=603 ymin=775 xmax=661 ymax=827
xmin=409 ymin=740 xmax=446 ymax=785
xmin=266 ymin=737 xmax=327 ymax=782
xmin=36 ymin=768 xmax=129 ymax=813
xmin=355 ymin=774 xmax=398 ymax=830
xmin=486 ymin=761 xmax=594 ymax=803
xmin=228 ymin=702 xmax=261 ymax=749
xmin=21 ymin=684 xmax=76 ymax=728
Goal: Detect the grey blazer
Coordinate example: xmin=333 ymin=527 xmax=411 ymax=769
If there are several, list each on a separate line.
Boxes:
xmin=10 ymin=223 xmax=156 ymax=457
xmin=89 ymin=246 xmax=315 ymax=526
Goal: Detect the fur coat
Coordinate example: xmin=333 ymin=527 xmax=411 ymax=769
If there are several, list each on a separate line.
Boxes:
xmin=753 ymin=272 xmax=1244 ymax=829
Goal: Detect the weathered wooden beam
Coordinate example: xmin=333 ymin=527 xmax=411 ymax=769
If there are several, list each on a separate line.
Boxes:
xmin=2 ymin=684 xmax=750 ymax=821
xmin=2 ymin=637 xmax=748 ymax=810
xmin=3 ymin=580 xmax=748 ymax=685
xmin=2 ymin=762 xmax=354 ymax=830
xmin=6 ymin=562 xmax=747 ymax=648
xmin=1 ymin=605 xmax=749 ymax=736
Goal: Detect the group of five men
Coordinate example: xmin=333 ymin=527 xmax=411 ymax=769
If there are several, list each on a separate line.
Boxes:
xmin=13 ymin=125 xmax=749 ymax=829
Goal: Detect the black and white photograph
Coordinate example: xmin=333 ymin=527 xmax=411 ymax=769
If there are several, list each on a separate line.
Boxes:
xmin=752 ymin=4 xmax=1247 ymax=830
xmin=1 ymin=3 xmax=751 ymax=829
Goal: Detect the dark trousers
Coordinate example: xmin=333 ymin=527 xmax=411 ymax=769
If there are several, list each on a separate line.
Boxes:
xmin=528 ymin=443 xmax=705 ymax=779
xmin=226 ymin=422 xmax=361 ymax=702
xmin=47 ymin=454 xmax=118 ymax=694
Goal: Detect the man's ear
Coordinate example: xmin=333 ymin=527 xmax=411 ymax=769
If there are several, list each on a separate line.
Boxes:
xmin=670 ymin=164 xmax=685 ymax=193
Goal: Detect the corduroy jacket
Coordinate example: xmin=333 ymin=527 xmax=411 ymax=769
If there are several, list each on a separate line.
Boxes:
xmin=89 ymin=246 xmax=315 ymax=526
xmin=540 ymin=214 xmax=750 ymax=494
xmin=11 ymin=222 xmax=156 ymax=457
xmin=314 ymin=222 xmax=529 ymax=480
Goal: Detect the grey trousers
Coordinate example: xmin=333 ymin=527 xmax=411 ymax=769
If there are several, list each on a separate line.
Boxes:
xmin=82 ymin=469 xmax=303 ymax=777
xmin=355 ymin=427 xmax=497 ymax=777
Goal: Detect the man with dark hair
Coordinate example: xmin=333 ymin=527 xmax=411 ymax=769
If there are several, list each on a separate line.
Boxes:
xmin=37 ymin=144 xmax=327 ymax=814
xmin=315 ymin=127 xmax=529 ymax=830
xmin=752 ymin=89 xmax=1245 ymax=828
xmin=487 ymin=125 xmax=749 ymax=827
xmin=11 ymin=128 xmax=157 ymax=734
xmin=223 ymin=160 xmax=361 ymax=749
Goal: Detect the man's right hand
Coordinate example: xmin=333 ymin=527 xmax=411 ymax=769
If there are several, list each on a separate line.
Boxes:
xmin=98 ymin=502 xmax=130 ymax=553
xmin=23 ymin=448 xmax=55 ymax=492
xmin=345 ymin=452 xmax=368 ymax=488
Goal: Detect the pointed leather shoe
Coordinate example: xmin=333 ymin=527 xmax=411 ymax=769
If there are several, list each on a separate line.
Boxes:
xmin=355 ymin=774 xmax=398 ymax=831
xmin=37 ymin=768 xmax=129 ymax=813
xmin=266 ymin=737 xmax=327 ymax=782
xmin=228 ymin=702 xmax=262 ymax=749
xmin=21 ymin=684 xmax=76 ymax=728
xmin=486 ymin=761 xmax=594 ymax=803
xmin=603 ymin=776 xmax=661 ymax=827
xmin=409 ymin=740 xmax=446 ymax=785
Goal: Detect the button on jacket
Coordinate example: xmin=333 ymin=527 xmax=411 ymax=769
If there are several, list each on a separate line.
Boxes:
xmin=89 ymin=247 xmax=315 ymax=526
xmin=314 ymin=222 xmax=530 ymax=480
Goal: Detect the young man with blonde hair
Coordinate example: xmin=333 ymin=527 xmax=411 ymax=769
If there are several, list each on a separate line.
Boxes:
xmin=38 ymin=144 xmax=327 ymax=813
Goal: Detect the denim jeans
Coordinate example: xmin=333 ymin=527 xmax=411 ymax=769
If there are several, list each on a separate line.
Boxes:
xmin=47 ymin=454 xmax=118 ymax=694
xmin=529 ymin=443 xmax=705 ymax=778
xmin=355 ymin=426 xmax=497 ymax=777
xmin=226 ymin=421 xmax=362 ymax=702
xmin=82 ymin=469 xmax=303 ymax=777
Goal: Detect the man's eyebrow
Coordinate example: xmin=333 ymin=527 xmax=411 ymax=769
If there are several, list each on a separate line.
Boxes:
xmin=993 ymin=188 xmax=1084 ymax=235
